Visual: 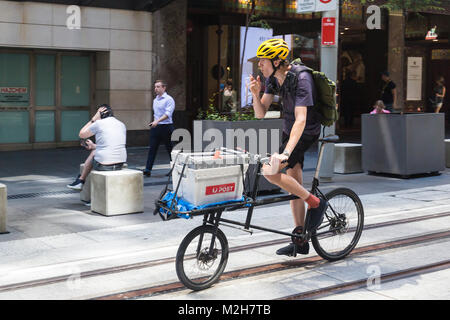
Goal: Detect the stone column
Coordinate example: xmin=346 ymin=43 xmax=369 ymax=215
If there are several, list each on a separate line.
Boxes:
xmin=152 ymin=0 xmax=187 ymax=113
xmin=388 ymin=10 xmax=405 ymax=111
xmin=0 ymin=183 xmax=7 ymax=234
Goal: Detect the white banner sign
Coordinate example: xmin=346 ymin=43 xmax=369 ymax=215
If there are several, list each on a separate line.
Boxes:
xmin=406 ymin=57 xmax=423 ymax=101
xmin=239 ymin=28 xmax=291 ymax=108
xmin=297 ymin=0 xmax=337 ymax=13
xmin=297 ymin=0 xmax=316 ymax=12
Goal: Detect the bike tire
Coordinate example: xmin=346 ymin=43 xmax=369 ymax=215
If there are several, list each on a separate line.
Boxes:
xmin=311 ymin=187 xmax=364 ymax=261
xmin=176 ymin=225 xmax=229 ymax=291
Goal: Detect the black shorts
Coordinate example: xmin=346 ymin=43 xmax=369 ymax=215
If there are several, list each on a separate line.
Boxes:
xmin=279 ymin=132 xmax=319 ymax=169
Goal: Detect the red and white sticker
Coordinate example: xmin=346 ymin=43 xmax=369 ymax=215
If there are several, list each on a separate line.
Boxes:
xmin=0 ymin=87 xmax=28 ymax=94
xmin=205 ymin=183 xmax=235 ymax=195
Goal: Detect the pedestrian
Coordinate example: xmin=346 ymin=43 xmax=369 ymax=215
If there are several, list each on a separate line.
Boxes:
xmin=370 ymin=100 xmax=390 ymax=114
xmin=433 ymin=76 xmax=446 ymax=113
xmin=143 ymin=80 xmax=175 ymax=177
xmin=380 ymin=71 xmax=397 ymax=112
xmin=249 ymin=38 xmax=328 ymax=257
xmin=67 ymin=104 xmax=127 ymax=191
xmin=222 ymin=79 xmax=237 ymax=113
xmin=340 ymin=71 xmax=359 ymax=127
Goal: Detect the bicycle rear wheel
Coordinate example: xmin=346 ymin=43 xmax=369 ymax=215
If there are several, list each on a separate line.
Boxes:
xmin=176 ymin=225 xmax=229 ymax=291
xmin=311 ymin=188 xmax=364 ymax=261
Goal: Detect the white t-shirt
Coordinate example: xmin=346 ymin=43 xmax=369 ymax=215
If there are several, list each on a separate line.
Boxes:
xmin=90 ymin=117 xmax=127 ymax=164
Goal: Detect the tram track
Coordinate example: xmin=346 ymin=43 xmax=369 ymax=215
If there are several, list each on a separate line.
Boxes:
xmin=93 ymin=229 xmax=450 ymax=300
xmin=0 ymin=210 xmax=449 ymax=297
xmin=278 ymin=259 xmax=450 ymax=300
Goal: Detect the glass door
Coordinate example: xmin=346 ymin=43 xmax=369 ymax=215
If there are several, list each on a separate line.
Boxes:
xmin=0 ymin=50 xmax=93 ymax=149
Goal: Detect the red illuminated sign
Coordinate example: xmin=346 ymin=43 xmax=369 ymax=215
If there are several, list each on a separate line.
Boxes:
xmin=205 ymin=183 xmax=235 ymax=195
xmin=321 ymin=17 xmax=336 ymax=46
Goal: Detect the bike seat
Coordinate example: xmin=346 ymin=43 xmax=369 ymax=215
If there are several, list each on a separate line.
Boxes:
xmin=318 ymin=135 xmax=340 ymax=143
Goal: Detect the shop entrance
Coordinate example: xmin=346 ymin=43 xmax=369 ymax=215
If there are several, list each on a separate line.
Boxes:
xmin=429 ymin=50 xmax=450 ymax=118
xmin=0 ymin=49 xmax=94 ymax=151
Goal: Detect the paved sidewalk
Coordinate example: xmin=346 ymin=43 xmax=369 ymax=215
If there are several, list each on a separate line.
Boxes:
xmin=1 ymin=144 xmax=450 ymax=240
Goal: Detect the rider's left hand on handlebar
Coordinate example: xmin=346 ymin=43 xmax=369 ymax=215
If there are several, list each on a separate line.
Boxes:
xmin=265 ymin=153 xmax=288 ymax=175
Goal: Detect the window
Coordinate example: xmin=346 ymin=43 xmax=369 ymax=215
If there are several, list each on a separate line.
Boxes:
xmin=61 ymin=110 xmax=89 ymax=141
xmin=0 ymin=111 xmax=29 ymax=143
xmin=0 ymin=53 xmax=30 ymax=107
xmin=35 ymin=111 xmax=55 ymax=142
xmin=0 ymin=50 xmax=92 ymax=147
xmin=35 ymin=54 xmax=56 ymax=106
xmin=61 ymin=56 xmax=90 ymax=107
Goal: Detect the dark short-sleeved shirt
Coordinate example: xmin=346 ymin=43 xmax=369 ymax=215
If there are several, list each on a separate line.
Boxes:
xmin=265 ymin=64 xmax=321 ymax=136
xmin=434 ymin=85 xmax=445 ymax=104
xmin=381 ymin=80 xmax=396 ymax=105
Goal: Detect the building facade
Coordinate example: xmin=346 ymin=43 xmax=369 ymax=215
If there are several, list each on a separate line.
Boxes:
xmin=0 ymin=0 xmax=154 ymax=151
xmin=1 ymin=0 xmax=449 ymax=151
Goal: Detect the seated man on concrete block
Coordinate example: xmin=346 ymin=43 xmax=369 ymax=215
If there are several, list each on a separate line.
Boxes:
xmin=67 ymin=104 xmax=127 ymax=191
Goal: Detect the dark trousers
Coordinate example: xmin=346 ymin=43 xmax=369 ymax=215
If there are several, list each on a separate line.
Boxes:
xmin=342 ymin=103 xmax=355 ymax=127
xmin=145 ymin=124 xmax=174 ymax=172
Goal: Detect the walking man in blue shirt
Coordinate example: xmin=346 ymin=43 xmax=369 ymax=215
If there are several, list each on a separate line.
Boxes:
xmin=143 ymin=80 xmax=175 ymax=177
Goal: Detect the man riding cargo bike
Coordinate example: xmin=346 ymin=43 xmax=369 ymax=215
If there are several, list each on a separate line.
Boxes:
xmin=249 ymin=38 xmax=328 ymax=256
xmin=154 ymin=39 xmax=364 ymax=291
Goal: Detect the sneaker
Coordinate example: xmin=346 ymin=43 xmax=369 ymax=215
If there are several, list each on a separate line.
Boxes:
xmin=306 ymin=198 xmax=328 ymax=231
xmin=143 ymin=170 xmax=151 ymax=177
xmin=67 ymin=175 xmax=84 ymax=191
xmin=276 ymin=242 xmax=309 ymax=256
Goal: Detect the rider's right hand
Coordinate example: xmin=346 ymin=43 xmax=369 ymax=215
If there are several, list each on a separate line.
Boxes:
xmin=249 ymin=75 xmax=261 ymax=97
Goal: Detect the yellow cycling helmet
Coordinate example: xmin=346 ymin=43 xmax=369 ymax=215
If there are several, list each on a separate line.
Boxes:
xmin=256 ymin=38 xmax=289 ymax=60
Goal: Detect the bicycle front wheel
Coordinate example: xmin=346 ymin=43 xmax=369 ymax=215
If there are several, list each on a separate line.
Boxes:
xmin=176 ymin=225 xmax=229 ymax=291
xmin=311 ymin=188 xmax=364 ymax=261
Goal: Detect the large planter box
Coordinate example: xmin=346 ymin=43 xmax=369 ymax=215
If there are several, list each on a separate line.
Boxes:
xmin=361 ymin=113 xmax=445 ymax=176
xmin=193 ymin=119 xmax=283 ymax=192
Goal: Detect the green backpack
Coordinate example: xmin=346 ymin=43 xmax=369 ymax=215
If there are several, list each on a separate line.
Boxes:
xmin=290 ymin=58 xmax=338 ymax=127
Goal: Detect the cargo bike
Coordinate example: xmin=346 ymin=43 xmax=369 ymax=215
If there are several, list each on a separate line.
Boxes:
xmin=154 ymin=135 xmax=364 ymax=291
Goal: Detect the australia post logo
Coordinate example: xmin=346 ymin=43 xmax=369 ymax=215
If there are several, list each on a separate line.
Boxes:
xmin=0 ymin=87 xmax=28 ymax=94
xmin=205 ymin=183 xmax=235 ymax=195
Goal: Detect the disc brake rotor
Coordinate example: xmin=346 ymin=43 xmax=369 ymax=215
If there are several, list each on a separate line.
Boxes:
xmin=196 ymin=248 xmax=218 ymax=270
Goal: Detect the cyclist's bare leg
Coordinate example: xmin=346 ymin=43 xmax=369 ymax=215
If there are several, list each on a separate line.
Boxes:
xmin=262 ymin=163 xmax=310 ymax=204
xmin=80 ymin=150 xmax=95 ymax=181
xmin=286 ymin=163 xmax=305 ymax=228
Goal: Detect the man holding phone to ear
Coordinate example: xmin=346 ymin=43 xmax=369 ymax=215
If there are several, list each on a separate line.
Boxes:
xmin=249 ymin=39 xmax=328 ymax=257
xmin=67 ymin=104 xmax=127 ymax=191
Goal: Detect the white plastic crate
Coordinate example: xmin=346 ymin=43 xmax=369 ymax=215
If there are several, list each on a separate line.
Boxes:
xmin=170 ymin=148 xmax=250 ymax=206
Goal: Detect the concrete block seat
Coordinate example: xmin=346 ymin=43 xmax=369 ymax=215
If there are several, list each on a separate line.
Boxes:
xmin=90 ymin=168 xmax=143 ymax=216
xmin=80 ymin=163 xmax=127 ymax=203
xmin=445 ymin=139 xmax=450 ymax=168
xmin=334 ymin=143 xmax=363 ymax=174
xmin=0 ymin=183 xmax=7 ymax=233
